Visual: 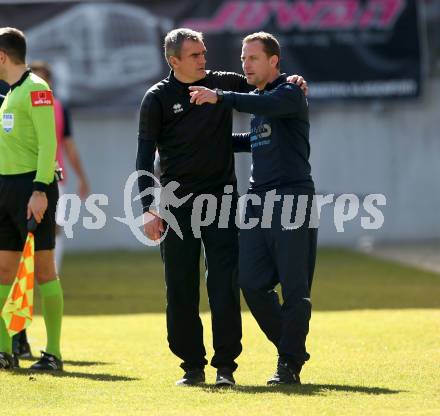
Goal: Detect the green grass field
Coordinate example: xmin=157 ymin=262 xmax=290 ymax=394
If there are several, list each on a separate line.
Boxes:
xmin=1 ymin=248 xmax=439 ymax=416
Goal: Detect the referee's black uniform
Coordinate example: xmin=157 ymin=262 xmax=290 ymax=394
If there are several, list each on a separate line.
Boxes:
xmin=137 ymin=70 xmax=251 ymax=372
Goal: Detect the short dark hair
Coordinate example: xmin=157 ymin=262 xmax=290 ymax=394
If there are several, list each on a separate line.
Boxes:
xmin=243 ymin=32 xmax=281 ymax=69
xmin=0 ymin=27 xmax=26 ymax=64
xmin=164 ymin=28 xmax=203 ymax=66
xmin=30 ymin=60 xmax=52 ymax=81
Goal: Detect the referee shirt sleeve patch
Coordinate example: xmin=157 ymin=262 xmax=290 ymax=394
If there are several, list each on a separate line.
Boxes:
xmin=30 ymin=90 xmax=54 ymax=107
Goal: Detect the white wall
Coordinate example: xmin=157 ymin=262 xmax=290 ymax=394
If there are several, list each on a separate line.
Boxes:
xmin=63 ymin=79 xmax=440 ymax=250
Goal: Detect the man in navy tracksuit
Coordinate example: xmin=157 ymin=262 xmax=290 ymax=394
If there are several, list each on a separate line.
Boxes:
xmin=190 ymin=32 xmax=317 ymax=385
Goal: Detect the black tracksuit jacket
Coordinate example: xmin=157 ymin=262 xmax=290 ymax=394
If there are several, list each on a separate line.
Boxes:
xmin=136 ymin=70 xmax=252 ymax=211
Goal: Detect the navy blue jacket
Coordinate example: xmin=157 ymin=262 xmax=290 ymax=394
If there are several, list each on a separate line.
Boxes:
xmin=223 ymin=74 xmax=314 ymax=192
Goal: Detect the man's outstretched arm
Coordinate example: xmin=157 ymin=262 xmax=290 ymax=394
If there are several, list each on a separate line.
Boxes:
xmin=225 ymin=72 xmax=308 ymax=96
xmin=189 ymin=83 xmax=306 ymax=118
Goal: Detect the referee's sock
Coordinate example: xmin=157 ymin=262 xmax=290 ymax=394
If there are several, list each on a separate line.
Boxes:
xmin=40 ymin=279 xmax=63 ymax=360
xmin=0 ymin=284 xmax=12 ymax=354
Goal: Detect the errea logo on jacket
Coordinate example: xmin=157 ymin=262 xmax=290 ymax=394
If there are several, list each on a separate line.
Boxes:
xmin=173 ymin=103 xmax=183 ymax=114
xmin=30 ymin=91 xmax=54 ymax=107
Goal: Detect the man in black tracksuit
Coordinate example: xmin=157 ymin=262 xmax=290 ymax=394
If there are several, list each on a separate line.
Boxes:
xmin=137 ymin=29 xmax=308 ymax=386
xmin=190 ymin=32 xmax=317 ymax=385
xmin=137 ymin=29 xmax=249 ymax=387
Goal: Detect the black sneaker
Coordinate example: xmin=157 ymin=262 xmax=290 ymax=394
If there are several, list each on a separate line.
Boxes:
xmin=12 ymin=330 xmax=32 ymax=358
xmin=0 ymin=352 xmax=19 ymax=369
xmin=13 ymin=340 xmax=32 ymax=359
xmin=176 ymin=368 xmax=205 ymax=386
xmin=267 ymin=359 xmax=301 ymax=385
xmin=215 ymin=368 xmax=235 ymax=387
xmin=30 ymin=351 xmax=63 ymax=371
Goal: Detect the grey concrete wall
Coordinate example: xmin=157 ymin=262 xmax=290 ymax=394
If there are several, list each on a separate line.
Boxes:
xmin=62 ymin=111 xmax=143 ymax=250
xmin=308 ymin=78 xmax=440 ymax=245
xmin=63 ymin=78 xmax=440 ymax=250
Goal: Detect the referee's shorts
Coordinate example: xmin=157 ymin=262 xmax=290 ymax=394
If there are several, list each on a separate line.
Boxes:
xmin=0 ymin=171 xmax=58 ymax=251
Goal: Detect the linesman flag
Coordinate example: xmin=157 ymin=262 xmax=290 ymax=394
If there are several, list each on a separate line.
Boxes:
xmin=1 ymin=218 xmax=37 ymax=336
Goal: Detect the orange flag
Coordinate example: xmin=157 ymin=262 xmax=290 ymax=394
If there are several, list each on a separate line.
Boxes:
xmin=1 ymin=227 xmax=35 ymax=336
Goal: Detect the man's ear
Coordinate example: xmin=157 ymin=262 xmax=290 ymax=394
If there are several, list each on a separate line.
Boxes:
xmin=169 ymin=56 xmax=179 ymax=70
xmin=269 ymin=55 xmax=278 ymax=69
xmin=0 ymin=50 xmax=7 ymax=65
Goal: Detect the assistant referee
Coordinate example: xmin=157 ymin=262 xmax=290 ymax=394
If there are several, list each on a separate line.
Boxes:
xmin=0 ymin=27 xmax=63 ymax=371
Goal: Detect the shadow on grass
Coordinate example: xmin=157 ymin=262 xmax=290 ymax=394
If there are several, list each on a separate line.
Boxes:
xmin=16 ymin=358 xmax=110 ymax=367
xmin=12 ymin=368 xmax=138 ymax=382
xmin=62 ymin=360 xmax=111 ymax=367
xmin=199 ymin=383 xmax=403 ymax=396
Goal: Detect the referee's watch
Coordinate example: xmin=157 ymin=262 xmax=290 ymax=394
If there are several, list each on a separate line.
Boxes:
xmin=215 ymin=88 xmax=224 ymax=103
